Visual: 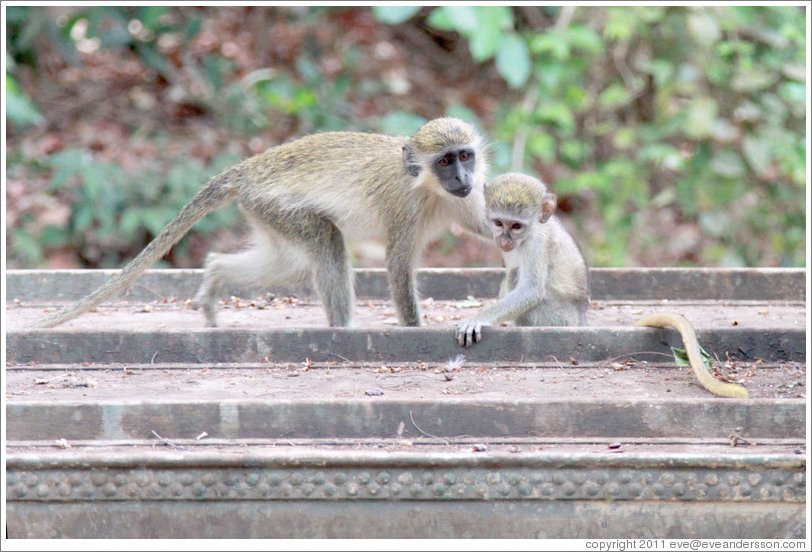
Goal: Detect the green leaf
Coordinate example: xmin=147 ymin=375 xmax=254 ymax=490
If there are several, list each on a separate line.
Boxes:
xmin=73 ymin=205 xmax=94 ymax=233
xmin=495 ymin=34 xmax=531 ymax=88
xmin=684 ymin=97 xmax=718 ymax=140
xmin=120 ymin=209 xmax=144 ymax=236
xmin=137 ymin=6 xmax=170 ymax=31
xmin=530 ymin=32 xmax=570 ymax=60
xmin=143 ymin=209 xmax=171 ymax=236
xmin=48 ymin=149 xmax=86 ymax=190
xmin=40 ymin=225 xmax=68 ymax=247
xmin=731 ymin=65 xmax=777 ymax=92
xmin=567 ymin=26 xmax=604 ymax=55
xmin=535 ymin=102 xmax=575 ymax=133
xmin=604 ymin=8 xmax=636 ymax=41
xmin=598 ymin=83 xmax=631 ymax=109
xmin=687 ymin=13 xmax=721 ymax=48
xmin=709 ymin=150 xmax=746 ymax=179
xmin=378 ymin=112 xmax=427 ymax=136
xmin=5 ymin=75 xmax=44 ymax=127
xmin=699 ymin=211 xmax=733 ymax=238
xmin=134 ymin=42 xmax=170 ymax=75
xmin=469 ymin=7 xmax=513 ymax=61
xmin=79 ymin=163 xmax=109 ymax=201
xmin=427 ymin=6 xmax=478 ymax=34
xmin=10 ymin=229 xmax=43 ymax=264
xmin=445 ymin=102 xmax=480 ymax=127
xmin=372 ymin=6 xmax=420 ymax=25
xmin=671 ymin=345 xmax=714 ymax=371
xmin=527 ymin=133 xmax=556 ymax=163
xmin=452 ymin=296 xmax=482 ymax=309
xmin=742 ymin=136 xmax=773 ymax=177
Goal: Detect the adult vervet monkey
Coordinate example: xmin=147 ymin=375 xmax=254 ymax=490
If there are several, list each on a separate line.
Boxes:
xmin=36 ymin=117 xmax=488 ymax=329
xmin=455 ymin=173 xmax=748 ymax=399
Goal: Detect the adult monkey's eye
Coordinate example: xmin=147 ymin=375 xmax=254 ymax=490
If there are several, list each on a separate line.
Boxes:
xmin=459 ymin=151 xmax=471 ymax=162
xmin=439 ymin=153 xmax=456 ymax=167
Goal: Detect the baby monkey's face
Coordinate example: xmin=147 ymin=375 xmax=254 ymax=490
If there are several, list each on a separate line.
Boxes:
xmin=487 ymin=210 xmax=533 ymax=253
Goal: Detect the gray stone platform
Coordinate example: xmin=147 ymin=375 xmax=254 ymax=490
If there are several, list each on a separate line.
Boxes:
xmin=4 ymin=268 xmax=808 ymax=538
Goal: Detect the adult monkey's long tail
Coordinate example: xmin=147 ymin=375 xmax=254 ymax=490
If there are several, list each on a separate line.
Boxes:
xmin=34 ymin=174 xmax=239 ymax=329
xmin=634 ymin=312 xmax=749 ymax=398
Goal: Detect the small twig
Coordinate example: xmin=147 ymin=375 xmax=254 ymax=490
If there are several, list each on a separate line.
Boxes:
xmin=409 ymin=410 xmax=448 ymax=444
xmin=511 ymin=87 xmax=539 ymax=172
xmin=597 ymin=351 xmax=676 ymax=367
xmin=34 ymin=373 xmax=71 ymax=385
xmin=151 ymin=430 xmax=182 ymax=449
xmin=132 ymin=284 xmax=166 ymax=300
xmin=555 ymin=6 xmax=576 ymax=29
xmin=542 ymin=355 xmax=565 ymax=369
xmin=728 ymin=427 xmax=754 ymax=448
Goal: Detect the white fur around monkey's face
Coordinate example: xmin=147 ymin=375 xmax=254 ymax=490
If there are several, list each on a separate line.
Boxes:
xmin=488 ymin=211 xmax=533 ymax=253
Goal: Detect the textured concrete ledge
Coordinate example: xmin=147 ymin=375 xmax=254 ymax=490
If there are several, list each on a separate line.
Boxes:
xmin=6 ymin=448 xmax=806 ymax=538
xmin=7 ymin=501 xmax=805 ymax=539
xmin=8 ymin=326 xmax=806 ymax=364
xmin=6 ymin=267 xmax=807 ymax=302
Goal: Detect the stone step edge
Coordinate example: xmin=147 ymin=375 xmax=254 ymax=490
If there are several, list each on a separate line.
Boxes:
xmin=7 ymin=398 xmax=806 ymax=441
xmin=8 ymin=326 xmax=806 ymax=363
xmin=7 ymin=267 xmax=807 ymax=302
xmin=6 ymin=447 xmax=805 ymax=470
xmin=7 ymin=436 xmax=805 ymax=449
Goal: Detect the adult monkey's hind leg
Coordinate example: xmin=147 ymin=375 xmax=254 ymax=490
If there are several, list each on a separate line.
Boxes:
xmin=307 ymin=217 xmax=355 ymax=327
xmin=248 ymin=201 xmax=355 ymax=328
xmin=193 ymin=226 xmax=311 ymax=327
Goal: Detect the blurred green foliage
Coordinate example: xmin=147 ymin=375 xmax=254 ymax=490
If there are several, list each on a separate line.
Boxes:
xmin=5 ymin=5 xmax=807 ymax=269
xmin=8 ymin=147 xmax=241 ymax=267
xmin=375 ymin=5 xmax=806 ymax=267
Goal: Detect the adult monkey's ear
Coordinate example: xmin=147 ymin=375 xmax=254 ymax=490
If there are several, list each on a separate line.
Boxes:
xmin=402 ymin=144 xmax=421 ymax=177
xmin=539 ymin=193 xmax=557 ymax=223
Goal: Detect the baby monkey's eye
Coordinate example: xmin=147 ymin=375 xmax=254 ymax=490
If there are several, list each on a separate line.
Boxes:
xmin=494 ymin=220 xmax=503 ymax=228
xmin=512 ymin=223 xmax=523 ymax=231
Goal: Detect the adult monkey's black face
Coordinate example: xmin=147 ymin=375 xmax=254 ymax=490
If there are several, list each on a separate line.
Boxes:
xmin=433 ymin=148 xmax=476 ymax=198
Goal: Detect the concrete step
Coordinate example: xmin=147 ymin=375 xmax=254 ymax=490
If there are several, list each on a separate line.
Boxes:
xmin=7 ymin=397 xmax=805 ymax=442
xmin=6 ymin=266 xmax=807 ymax=302
xmin=4 ymin=268 xmax=807 ymax=538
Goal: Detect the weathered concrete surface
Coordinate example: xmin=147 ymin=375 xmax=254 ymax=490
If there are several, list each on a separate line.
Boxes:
xmin=6 ymin=267 xmax=807 ymax=302
xmin=4 ymin=268 xmax=807 ymax=539
xmin=6 ymin=398 xmax=805 ymax=441
xmin=6 ymin=449 xmax=806 ymax=538
xmin=7 ymin=501 xmax=805 ymax=539
xmin=7 ymin=326 xmax=806 ymax=364
xmin=7 ymin=268 xmax=806 ymax=365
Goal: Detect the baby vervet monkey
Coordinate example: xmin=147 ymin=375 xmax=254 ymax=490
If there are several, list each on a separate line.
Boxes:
xmin=455 ymin=172 xmax=589 ymax=347
xmin=454 ymin=173 xmax=748 ymax=399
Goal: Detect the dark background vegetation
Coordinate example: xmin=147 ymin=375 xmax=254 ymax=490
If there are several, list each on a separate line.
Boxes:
xmin=5 ymin=5 xmax=807 ymax=271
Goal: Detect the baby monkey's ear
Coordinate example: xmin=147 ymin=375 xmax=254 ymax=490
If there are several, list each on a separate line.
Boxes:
xmin=539 ymin=193 xmax=557 ymax=223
